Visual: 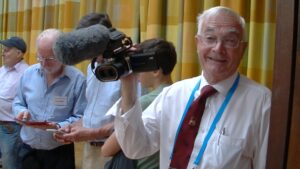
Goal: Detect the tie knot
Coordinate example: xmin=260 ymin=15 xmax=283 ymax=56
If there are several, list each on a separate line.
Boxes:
xmin=200 ymin=85 xmax=217 ymax=99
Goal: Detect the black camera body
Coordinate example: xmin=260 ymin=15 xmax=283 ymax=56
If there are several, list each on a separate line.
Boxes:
xmin=91 ymin=28 xmax=159 ymax=82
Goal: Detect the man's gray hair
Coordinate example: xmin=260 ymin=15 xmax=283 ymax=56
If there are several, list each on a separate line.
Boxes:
xmin=196 ymin=6 xmax=246 ymax=41
xmin=36 ymin=28 xmax=62 ymax=46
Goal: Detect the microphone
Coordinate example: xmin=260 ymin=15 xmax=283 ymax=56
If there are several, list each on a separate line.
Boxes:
xmin=53 ymin=24 xmax=110 ymax=65
xmin=53 ymin=23 xmax=159 ymax=81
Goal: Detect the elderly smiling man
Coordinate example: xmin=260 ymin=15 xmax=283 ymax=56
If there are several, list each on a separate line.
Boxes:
xmin=107 ymin=6 xmax=271 ymax=169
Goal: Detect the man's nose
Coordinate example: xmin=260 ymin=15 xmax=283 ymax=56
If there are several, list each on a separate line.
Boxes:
xmin=212 ymin=40 xmax=226 ymax=52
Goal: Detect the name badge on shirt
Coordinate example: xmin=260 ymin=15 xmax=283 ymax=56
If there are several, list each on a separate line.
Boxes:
xmin=53 ymin=96 xmax=67 ymax=106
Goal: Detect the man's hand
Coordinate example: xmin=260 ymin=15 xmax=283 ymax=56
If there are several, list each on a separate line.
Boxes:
xmin=53 ymin=122 xmax=114 ymax=142
xmin=16 ymin=111 xmax=31 ymax=122
xmin=53 ymin=125 xmax=73 ymax=144
xmin=62 ymin=125 xmax=95 ymax=142
xmin=16 ymin=111 xmax=58 ymax=130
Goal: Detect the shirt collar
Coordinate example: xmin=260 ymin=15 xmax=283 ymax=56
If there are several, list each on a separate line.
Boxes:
xmin=62 ymin=65 xmax=74 ymax=79
xmin=4 ymin=59 xmax=25 ymax=72
xmin=36 ymin=64 xmax=71 ymax=80
xmin=200 ymin=72 xmax=238 ymax=97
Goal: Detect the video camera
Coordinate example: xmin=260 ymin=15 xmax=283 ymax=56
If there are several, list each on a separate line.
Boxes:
xmin=91 ymin=28 xmax=159 ymax=82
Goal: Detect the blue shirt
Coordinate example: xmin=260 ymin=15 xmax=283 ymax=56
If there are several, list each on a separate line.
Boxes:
xmin=82 ymin=64 xmax=121 ymax=130
xmin=13 ymin=64 xmax=87 ymax=150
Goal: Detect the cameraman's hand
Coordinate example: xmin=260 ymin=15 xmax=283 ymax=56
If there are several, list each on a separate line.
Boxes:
xmin=120 ymin=73 xmax=138 ymax=113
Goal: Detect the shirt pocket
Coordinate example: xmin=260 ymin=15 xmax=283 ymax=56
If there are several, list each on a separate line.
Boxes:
xmin=0 ymin=80 xmax=18 ymax=98
xmin=47 ymin=96 xmax=73 ymax=121
xmin=201 ymin=130 xmax=248 ymax=169
xmin=213 ymin=133 xmax=246 ymax=169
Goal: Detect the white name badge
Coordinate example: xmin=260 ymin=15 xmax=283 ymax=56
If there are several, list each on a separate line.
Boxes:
xmin=53 ymin=96 xmax=67 ymax=106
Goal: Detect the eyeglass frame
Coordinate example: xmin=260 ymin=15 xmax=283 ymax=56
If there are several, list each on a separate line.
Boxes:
xmin=196 ymin=34 xmax=245 ymax=49
xmin=36 ymin=55 xmax=57 ymax=62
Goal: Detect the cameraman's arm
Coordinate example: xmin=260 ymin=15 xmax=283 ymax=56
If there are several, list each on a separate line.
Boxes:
xmin=120 ymin=74 xmax=138 ymax=113
xmin=101 ymin=132 xmax=121 ymax=157
xmin=111 ymin=73 xmax=152 ymax=159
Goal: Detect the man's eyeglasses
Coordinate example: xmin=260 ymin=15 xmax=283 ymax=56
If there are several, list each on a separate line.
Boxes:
xmin=197 ymin=35 xmax=244 ymax=49
xmin=37 ymin=56 xmax=57 ymax=62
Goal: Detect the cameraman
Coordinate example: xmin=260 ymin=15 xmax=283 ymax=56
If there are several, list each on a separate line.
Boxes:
xmin=101 ymin=38 xmax=177 ymax=169
xmin=54 ymin=13 xmax=121 ymax=169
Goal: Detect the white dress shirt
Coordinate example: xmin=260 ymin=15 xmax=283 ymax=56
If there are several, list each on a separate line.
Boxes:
xmin=0 ymin=60 xmax=28 ymax=121
xmin=109 ymin=72 xmax=271 ymax=169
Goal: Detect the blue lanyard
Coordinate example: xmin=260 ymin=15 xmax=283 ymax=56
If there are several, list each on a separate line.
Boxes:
xmin=170 ymin=74 xmax=240 ymax=166
xmin=170 ymin=79 xmax=201 ymax=159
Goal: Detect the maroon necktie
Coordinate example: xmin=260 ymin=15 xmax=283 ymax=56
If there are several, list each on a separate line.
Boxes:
xmin=169 ymin=85 xmax=217 ymax=169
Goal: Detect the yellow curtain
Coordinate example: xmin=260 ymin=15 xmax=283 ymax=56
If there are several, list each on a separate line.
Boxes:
xmin=0 ymin=0 xmax=276 ymax=88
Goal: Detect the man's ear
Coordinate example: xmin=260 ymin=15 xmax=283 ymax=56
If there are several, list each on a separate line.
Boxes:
xmin=239 ymin=41 xmax=248 ymax=56
xmin=195 ymin=35 xmax=198 ymax=48
xmin=16 ymin=50 xmax=23 ymax=58
xmin=152 ymin=68 xmax=162 ymax=77
xmin=241 ymin=41 xmax=248 ymax=51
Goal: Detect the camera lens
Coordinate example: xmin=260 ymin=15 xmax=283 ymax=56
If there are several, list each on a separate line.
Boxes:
xmin=95 ymin=66 xmax=118 ymax=81
xmin=94 ymin=62 xmax=128 ymax=81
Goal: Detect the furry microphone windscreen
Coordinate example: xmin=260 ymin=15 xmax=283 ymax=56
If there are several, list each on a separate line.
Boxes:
xmin=53 ymin=24 xmax=111 ymax=65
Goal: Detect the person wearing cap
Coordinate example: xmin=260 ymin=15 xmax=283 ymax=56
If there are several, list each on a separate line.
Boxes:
xmin=0 ymin=36 xmax=29 ymax=169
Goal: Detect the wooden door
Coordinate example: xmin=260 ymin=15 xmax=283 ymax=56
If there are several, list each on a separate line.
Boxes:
xmin=267 ymin=0 xmax=300 ymax=168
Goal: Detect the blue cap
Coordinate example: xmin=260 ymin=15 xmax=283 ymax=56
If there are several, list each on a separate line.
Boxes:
xmin=0 ymin=36 xmax=27 ymax=53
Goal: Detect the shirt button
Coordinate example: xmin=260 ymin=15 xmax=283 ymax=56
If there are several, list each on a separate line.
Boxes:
xmin=206 ymin=103 xmax=210 ymax=108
